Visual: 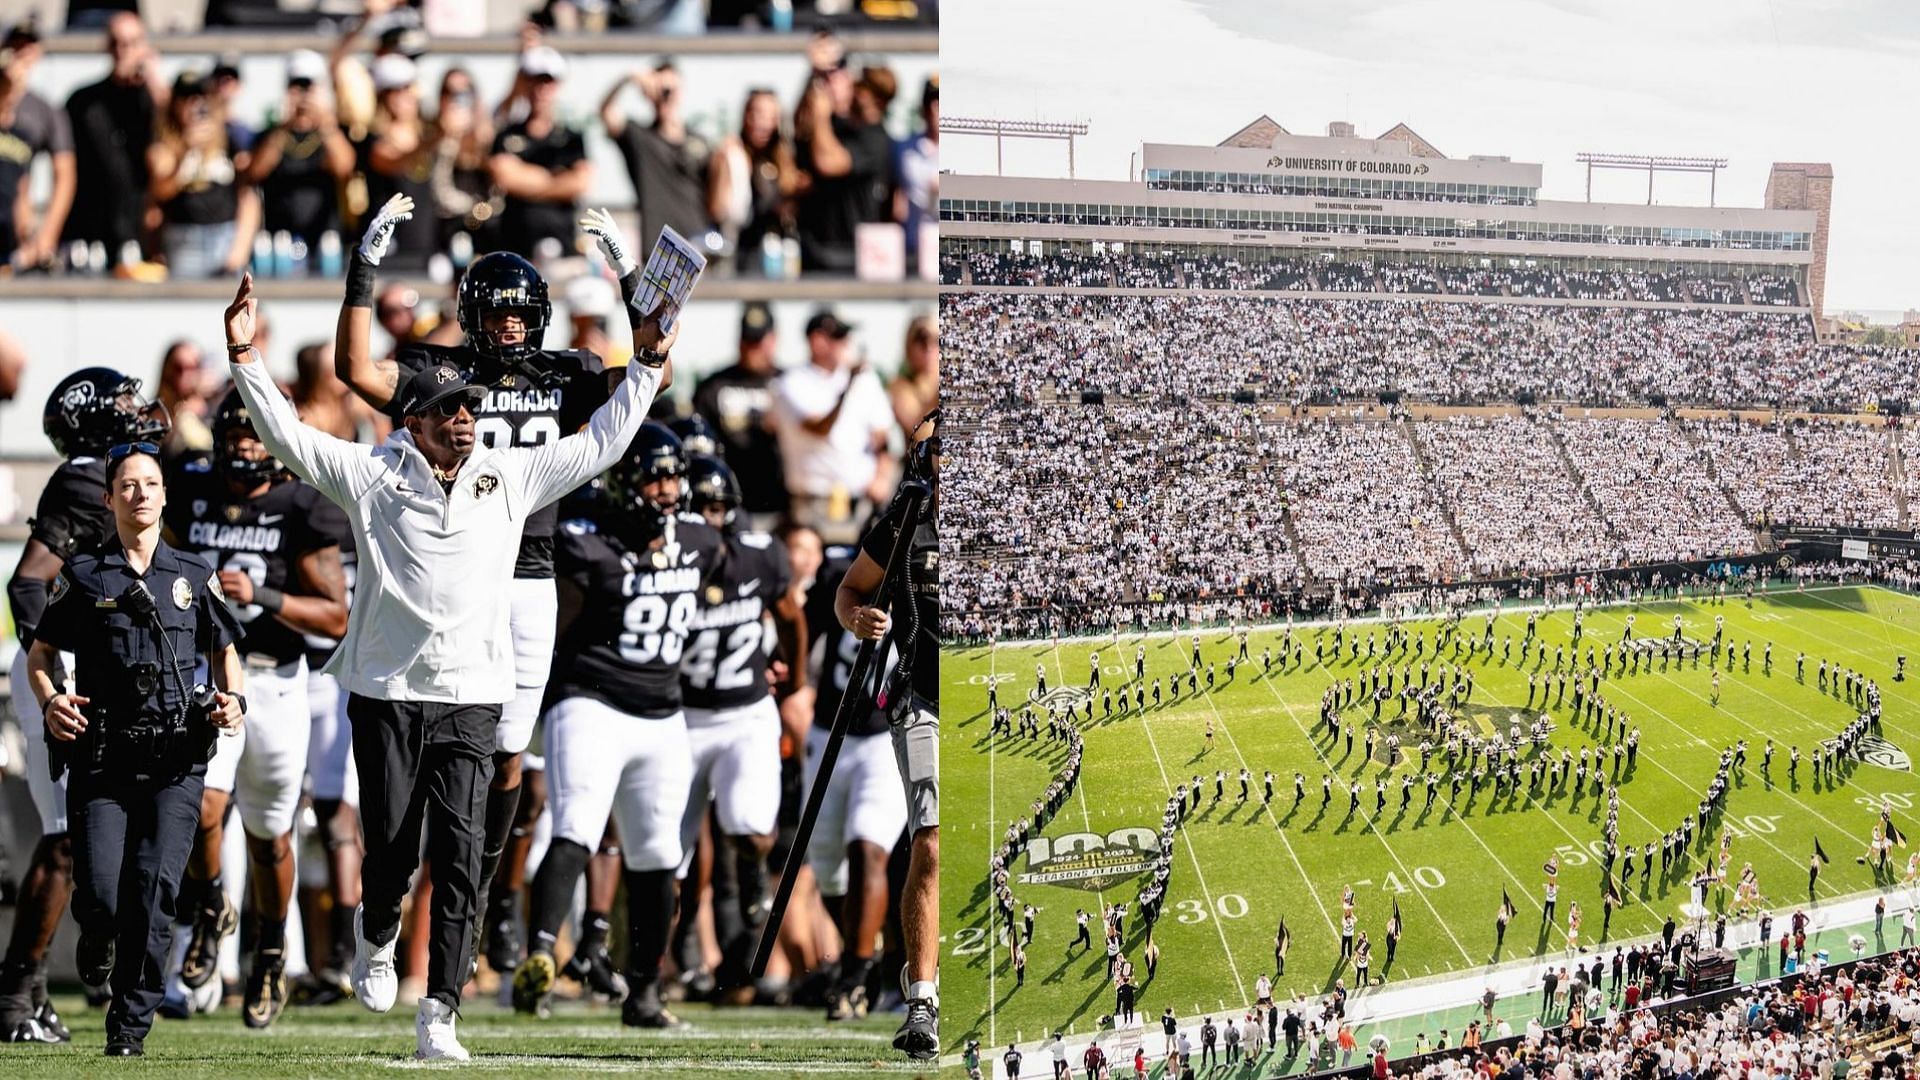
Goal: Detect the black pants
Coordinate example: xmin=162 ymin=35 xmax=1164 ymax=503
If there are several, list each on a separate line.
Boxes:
xmin=68 ymin=763 xmax=203 ymax=1044
xmin=348 ymin=694 xmax=499 ymax=1011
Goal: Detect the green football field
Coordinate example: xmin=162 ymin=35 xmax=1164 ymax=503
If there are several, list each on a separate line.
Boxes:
xmin=0 ymin=996 xmax=924 ymax=1077
xmin=942 ymin=584 xmax=1920 ymax=1055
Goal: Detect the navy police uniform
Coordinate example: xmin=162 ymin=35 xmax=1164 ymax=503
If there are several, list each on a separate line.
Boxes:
xmin=34 ymin=538 xmax=242 ymax=1050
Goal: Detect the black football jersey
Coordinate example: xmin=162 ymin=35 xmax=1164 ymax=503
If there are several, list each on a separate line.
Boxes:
xmin=164 ymin=461 xmax=343 ymax=664
xmin=394 ymin=342 xmax=612 ymax=579
xmin=806 ymin=547 xmax=896 ymax=738
xmin=551 ymin=513 xmax=726 ymax=718
xmin=681 ymin=529 xmax=793 ymax=711
xmin=301 ymin=507 xmax=357 ymax=669
xmin=27 ymin=457 xmax=111 ymax=561
xmin=859 ymin=503 xmax=939 ymax=706
xmin=11 ymin=457 xmax=110 ymax=643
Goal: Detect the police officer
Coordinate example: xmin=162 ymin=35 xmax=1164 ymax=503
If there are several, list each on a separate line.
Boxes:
xmin=1 ymin=367 xmax=169 ymax=1044
xmin=25 ymin=443 xmax=247 ymax=1056
xmin=836 ymin=413 xmax=940 ymax=1059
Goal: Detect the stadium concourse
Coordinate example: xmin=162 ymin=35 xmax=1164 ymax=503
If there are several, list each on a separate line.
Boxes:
xmin=0 ymin=0 xmax=938 ymax=1073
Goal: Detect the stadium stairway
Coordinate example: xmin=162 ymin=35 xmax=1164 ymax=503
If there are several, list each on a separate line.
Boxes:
xmin=1890 ymin=432 xmax=1910 ymax=529
xmin=1677 ymin=421 xmax=1760 ymax=545
xmin=1545 ymin=422 xmax=1623 ymax=546
xmin=1400 ymin=419 xmax=1473 ymax=561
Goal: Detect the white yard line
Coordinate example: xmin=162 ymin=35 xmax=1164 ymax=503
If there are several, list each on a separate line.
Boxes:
xmin=1241 ymin=656 xmax=1482 ymax=965
xmin=1115 ymin=655 xmax=1249 ymax=1002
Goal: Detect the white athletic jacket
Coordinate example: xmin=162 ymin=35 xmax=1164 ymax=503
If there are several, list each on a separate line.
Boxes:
xmin=230 ymin=356 xmax=659 ymax=703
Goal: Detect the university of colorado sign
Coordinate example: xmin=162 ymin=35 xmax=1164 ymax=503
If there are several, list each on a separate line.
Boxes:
xmin=1019 ymin=828 xmax=1159 ymax=892
xmin=1267 ymin=156 xmax=1431 ymax=176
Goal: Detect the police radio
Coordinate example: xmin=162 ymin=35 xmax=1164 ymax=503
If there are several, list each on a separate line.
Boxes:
xmin=120 ymin=580 xmax=221 ymax=762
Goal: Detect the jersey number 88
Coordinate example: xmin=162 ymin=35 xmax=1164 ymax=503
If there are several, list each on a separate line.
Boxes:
xmin=619 ymin=592 xmax=697 ymax=665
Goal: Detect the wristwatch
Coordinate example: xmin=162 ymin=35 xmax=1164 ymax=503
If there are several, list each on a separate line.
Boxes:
xmin=230 ymin=694 xmax=249 ymax=717
xmin=633 ymin=347 xmax=668 ymax=370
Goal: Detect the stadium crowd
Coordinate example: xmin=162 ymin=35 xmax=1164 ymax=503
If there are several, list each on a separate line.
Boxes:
xmin=944 ymin=247 xmax=1807 ymax=308
xmin=0 ymin=7 xmax=937 ymax=279
xmin=942 ymin=291 xmax=1911 ymax=411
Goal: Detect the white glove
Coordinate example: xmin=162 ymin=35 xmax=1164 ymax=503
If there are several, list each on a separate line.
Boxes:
xmin=358 ymin=193 xmax=415 ymax=266
xmin=580 ymin=207 xmax=637 ymax=277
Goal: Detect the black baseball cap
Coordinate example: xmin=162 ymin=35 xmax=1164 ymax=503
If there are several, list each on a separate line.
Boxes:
xmin=805 ymin=309 xmax=853 ymax=339
xmin=740 ymin=301 xmax=774 ymax=344
xmin=396 ymin=364 xmax=485 ymax=417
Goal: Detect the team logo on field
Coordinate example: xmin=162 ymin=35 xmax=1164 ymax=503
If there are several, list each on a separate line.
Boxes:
xmin=1857 ymin=735 xmax=1911 ymax=772
xmin=1018 ymin=828 xmax=1157 ymax=892
xmin=1626 ymin=635 xmax=1708 ymax=654
xmin=1031 ymin=686 xmax=1089 ymax=711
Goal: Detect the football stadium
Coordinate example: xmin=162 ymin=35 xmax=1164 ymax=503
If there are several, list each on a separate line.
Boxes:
xmin=0 ymin=0 xmax=938 ymax=1075
xmin=941 ymin=117 xmax=1920 ymax=1078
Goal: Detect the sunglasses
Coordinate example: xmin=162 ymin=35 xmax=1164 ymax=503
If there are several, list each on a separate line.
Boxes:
xmin=423 ymin=391 xmax=485 ymax=418
xmin=107 ymin=441 xmax=161 ymax=462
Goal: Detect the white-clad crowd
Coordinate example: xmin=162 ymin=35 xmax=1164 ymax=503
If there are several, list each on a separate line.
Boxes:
xmin=1687 ymin=418 xmax=1900 ymax=529
xmin=1416 ymin=415 xmax=1618 ymax=577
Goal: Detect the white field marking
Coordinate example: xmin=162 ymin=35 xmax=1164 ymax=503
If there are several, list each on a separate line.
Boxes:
xmin=988 ymin=585 xmax=1866 ymax=650
xmin=380 ymin=1058 xmax=896 ymax=1073
xmin=1046 ymin=642 xmax=1107 ymax=920
xmin=1548 ymin=672 xmax=1845 ymax=898
xmin=1127 ymin=668 xmax=1248 ymax=1004
xmin=1241 ymin=662 xmax=1480 ymax=963
xmin=1178 ymin=678 xmax=1338 ymax=940
xmin=988 ymin=640 xmax=999 ymax=1050
xmin=1582 ymin=607 xmax=1860 ymax=841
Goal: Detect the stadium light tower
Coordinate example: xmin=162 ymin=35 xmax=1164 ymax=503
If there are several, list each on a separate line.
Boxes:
xmin=1576 ymin=152 xmax=1730 ymax=206
xmin=948 ymin=116 xmax=1092 ymax=177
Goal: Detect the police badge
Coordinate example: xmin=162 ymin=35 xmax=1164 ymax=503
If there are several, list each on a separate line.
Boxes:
xmin=173 ymin=577 xmax=195 ymax=609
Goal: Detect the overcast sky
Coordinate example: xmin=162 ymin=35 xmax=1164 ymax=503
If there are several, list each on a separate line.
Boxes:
xmin=943 ymin=0 xmax=1920 ymax=316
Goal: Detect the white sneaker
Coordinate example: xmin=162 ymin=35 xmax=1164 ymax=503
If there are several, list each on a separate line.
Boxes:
xmin=351 ymin=905 xmax=398 ymax=1014
xmin=415 ymin=997 xmax=471 ymax=1062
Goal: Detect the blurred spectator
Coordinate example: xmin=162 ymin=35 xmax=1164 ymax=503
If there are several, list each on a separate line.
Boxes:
xmin=424 ymin=67 xmax=499 ymax=254
xmin=693 ymin=301 xmax=788 ymax=521
xmin=564 ymin=273 xmax=627 ymax=365
xmin=888 ymin=312 xmax=938 ymax=438
xmin=771 ymin=309 xmax=894 ymax=543
xmin=209 ymin=53 xmax=255 ymax=156
xmin=63 ymin=12 xmax=161 ymax=269
xmin=149 ymin=72 xmax=257 ymax=278
xmin=0 ymin=21 xmax=75 ymax=271
xmin=0 ymin=328 xmax=24 ymax=401
xmin=602 ymin=59 xmax=713 ymax=248
xmin=376 ymin=281 xmax=424 ymax=355
xmin=359 ymin=54 xmax=440 ymax=272
xmin=488 ymin=46 xmax=592 ymax=260
xmin=793 ymin=59 xmax=895 ymax=273
xmin=709 ymin=86 xmax=795 ymax=274
xmin=245 ymin=51 xmax=354 ymax=252
xmin=155 ymin=339 xmax=214 ymax=457
xmin=293 ymin=339 xmax=386 ymax=443
xmin=529 ymin=0 xmax=705 ymax=35
xmin=894 ymin=76 xmax=937 ymax=267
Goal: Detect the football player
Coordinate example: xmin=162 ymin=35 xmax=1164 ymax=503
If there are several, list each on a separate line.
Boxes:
xmin=330 ymin=197 xmax=668 ymax=973
xmin=512 ymin=424 xmax=723 ymax=1026
xmin=163 ymin=389 xmax=349 ymax=1027
xmin=671 ymin=455 xmax=807 ymax=996
xmin=803 ymin=547 xmax=908 ymax=1025
xmin=295 ymin=497 xmax=360 ymax=1002
xmin=0 ymin=369 xmax=168 ymax=1043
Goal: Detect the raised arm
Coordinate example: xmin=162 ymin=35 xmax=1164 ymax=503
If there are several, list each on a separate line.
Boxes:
xmin=227 ymin=272 xmax=375 ymax=504
xmin=517 ymin=311 xmax=676 ymax=510
xmin=333 ymin=194 xmax=417 ymax=410
xmin=580 ymin=208 xmax=675 ymax=391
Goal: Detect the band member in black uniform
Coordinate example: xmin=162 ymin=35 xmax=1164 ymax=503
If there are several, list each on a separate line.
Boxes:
xmin=0 ymin=368 xmax=168 ymax=1044
xmin=26 ymin=444 xmax=247 ymax=1056
xmin=513 ymin=424 xmax=723 ymax=1027
xmin=331 ymin=198 xmax=668 ymax=974
xmin=162 ymin=389 xmax=349 ymax=1027
xmin=671 ymin=454 xmax=807 ymax=994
